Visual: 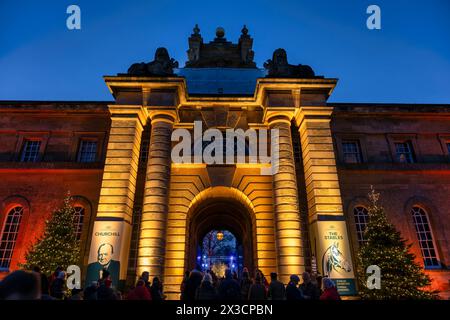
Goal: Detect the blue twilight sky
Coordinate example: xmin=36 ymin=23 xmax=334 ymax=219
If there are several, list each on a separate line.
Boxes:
xmin=0 ymin=0 xmax=449 ymax=103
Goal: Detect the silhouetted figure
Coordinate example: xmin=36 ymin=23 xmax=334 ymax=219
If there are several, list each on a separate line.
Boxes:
xmin=50 ymin=271 xmax=66 ymax=300
xmin=0 ymin=270 xmax=41 ymax=300
xmin=239 ymin=270 xmax=252 ymax=300
xmin=180 ymin=270 xmax=190 ymax=300
xmin=300 ymin=271 xmax=320 ymax=300
xmin=218 ymin=269 xmax=241 ymax=300
xmin=48 ymin=266 xmax=63 ymax=292
xmin=97 ymin=270 xmax=117 ymax=300
xmin=83 ymin=281 xmax=98 ymax=300
xmin=195 ymin=274 xmax=217 ymax=300
xmin=140 ymin=271 xmax=151 ymax=293
xmin=320 ymin=278 xmax=341 ymax=300
xmin=182 ymin=270 xmax=203 ymax=301
xmin=268 ymin=272 xmax=286 ymax=300
xmin=248 ymin=272 xmax=267 ymax=300
xmin=256 ymin=269 xmax=269 ymax=290
xmin=127 ymin=279 xmax=152 ymax=300
xmin=68 ymin=288 xmax=83 ymax=300
xmin=150 ymin=277 xmax=164 ymax=301
xmin=32 ymin=266 xmax=50 ymax=298
xmin=286 ymin=274 xmax=304 ymax=300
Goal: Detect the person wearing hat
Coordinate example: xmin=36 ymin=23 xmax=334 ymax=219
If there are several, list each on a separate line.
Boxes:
xmin=286 ymin=274 xmax=304 ymax=300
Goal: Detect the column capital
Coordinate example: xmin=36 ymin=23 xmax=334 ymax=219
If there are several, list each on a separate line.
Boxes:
xmin=108 ymin=104 xmax=149 ymax=127
xmin=147 ymin=108 xmax=178 ymax=125
xmin=263 ymin=108 xmax=295 ymax=126
xmin=294 ymin=105 xmax=334 ymax=127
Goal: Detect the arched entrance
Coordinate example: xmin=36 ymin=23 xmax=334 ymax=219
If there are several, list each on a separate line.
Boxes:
xmin=186 ymin=191 xmax=255 ymax=275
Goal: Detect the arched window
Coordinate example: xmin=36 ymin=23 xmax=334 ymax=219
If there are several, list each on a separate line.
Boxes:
xmin=411 ymin=206 xmax=440 ymax=268
xmin=73 ymin=206 xmax=85 ymax=241
xmin=353 ymin=206 xmax=369 ymax=244
xmin=0 ymin=206 xmax=24 ymax=269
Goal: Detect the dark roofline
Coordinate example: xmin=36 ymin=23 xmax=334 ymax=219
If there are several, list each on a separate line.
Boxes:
xmin=0 ymin=100 xmax=113 ymax=105
xmin=328 ymin=102 xmax=450 ymax=107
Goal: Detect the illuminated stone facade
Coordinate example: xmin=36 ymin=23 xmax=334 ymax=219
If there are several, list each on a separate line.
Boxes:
xmin=0 ymin=27 xmax=449 ymax=299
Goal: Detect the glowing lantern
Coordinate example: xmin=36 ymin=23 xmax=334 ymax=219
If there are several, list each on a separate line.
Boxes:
xmin=216 ymin=230 xmax=224 ymax=241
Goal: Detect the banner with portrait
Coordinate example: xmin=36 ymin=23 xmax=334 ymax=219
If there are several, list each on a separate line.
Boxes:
xmin=85 ymin=220 xmax=131 ymax=289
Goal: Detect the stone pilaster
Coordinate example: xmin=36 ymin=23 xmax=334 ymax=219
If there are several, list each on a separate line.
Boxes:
xmin=86 ymin=105 xmax=147 ymax=289
xmin=295 ymin=106 xmax=357 ymax=295
xmin=296 ymin=106 xmax=343 ymax=220
xmin=137 ymin=112 xmax=176 ymax=279
xmin=267 ymin=113 xmax=305 ymax=282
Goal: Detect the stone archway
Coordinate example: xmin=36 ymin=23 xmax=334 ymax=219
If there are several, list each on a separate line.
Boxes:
xmin=186 ymin=187 xmax=257 ymax=275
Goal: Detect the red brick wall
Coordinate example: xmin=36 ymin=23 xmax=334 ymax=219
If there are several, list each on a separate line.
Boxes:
xmin=331 ymin=105 xmax=450 ymax=298
xmin=0 ymin=102 xmax=110 ymax=277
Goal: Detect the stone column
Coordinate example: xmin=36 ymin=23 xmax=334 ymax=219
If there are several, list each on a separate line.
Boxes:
xmin=86 ymin=105 xmax=147 ymax=289
xmin=137 ymin=112 xmax=176 ymax=279
xmin=268 ymin=114 xmax=304 ymax=283
xmin=296 ymin=106 xmax=357 ymax=295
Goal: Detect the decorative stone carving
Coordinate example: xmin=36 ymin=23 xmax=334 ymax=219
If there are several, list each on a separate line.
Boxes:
xmin=185 ymin=25 xmax=256 ymax=68
xmin=127 ymin=47 xmax=178 ymax=76
xmin=264 ymin=48 xmax=315 ymax=78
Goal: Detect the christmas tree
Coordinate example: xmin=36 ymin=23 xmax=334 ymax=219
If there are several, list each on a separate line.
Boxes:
xmin=20 ymin=194 xmax=80 ymax=276
xmin=357 ymin=187 xmax=438 ymax=299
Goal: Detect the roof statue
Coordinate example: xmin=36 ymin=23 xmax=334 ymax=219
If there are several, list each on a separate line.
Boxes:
xmin=127 ymin=47 xmax=179 ymax=76
xmin=264 ymin=48 xmax=316 ymax=78
xmin=123 ymin=26 xmax=320 ymax=82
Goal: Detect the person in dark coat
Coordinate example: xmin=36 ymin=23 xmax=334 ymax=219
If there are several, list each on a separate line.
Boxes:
xmin=0 ymin=270 xmax=41 ymax=300
xmin=239 ymin=270 xmax=253 ymax=300
xmin=48 ymin=266 xmax=63 ymax=292
xmin=256 ymin=269 xmax=269 ymax=291
xmin=68 ymin=288 xmax=83 ymax=300
xmin=180 ymin=270 xmax=190 ymax=300
xmin=286 ymin=274 xmax=304 ymax=300
xmin=248 ymin=272 xmax=267 ymax=300
xmin=268 ymin=272 xmax=285 ymax=300
xmin=150 ymin=277 xmax=165 ymax=301
xmin=127 ymin=279 xmax=152 ymax=300
xmin=32 ymin=266 xmax=50 ymax=298
xmin=300 ymin=272 xmax=320 ymax=300
xmin=218 ymin=269 xmax=241 ymax=300
xmin=83 ymin=281 xmax=98 ymax=300
xmin=140 ymin=271 xmax=151 ymax=293
xmin=320 ymin=278 xmax=341 ymax=300
xmin=195 ymin=274 xmax=217 ymax=300
xmin=97 ymin=270 xmax=118 ymax=300
xmin=182 ymin=270 xmax=203 ymax=301
xmin=49 ymin=271 xmax=66 ymax=299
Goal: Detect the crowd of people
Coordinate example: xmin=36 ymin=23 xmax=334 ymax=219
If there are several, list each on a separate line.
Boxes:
xmin=179 ymin=268 xmax=341 ymax=301
xmin=0 ymin=265 xmax=341 ymax=301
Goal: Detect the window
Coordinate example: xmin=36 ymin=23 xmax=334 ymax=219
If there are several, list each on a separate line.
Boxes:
xmin=411 ymin=206 xmax=440 ymax=268
xmin=342 ymin=140 xmax=363 ymax=163
xmin=77 ymin=140 xmax=97 ymax=163
xmin=73 ymin=206 xmax=85 ymax=240
xmin=0 ymin=206 xmax=24 ymax=269
xmin=395 ymin=141 xmax=415 ymax=163
xmin=20 ymin=140 xmax=41 ymax=162
xmin=353 ymin=206 xmax=369 ymax=244
xmin=139 ymin=139 xmax=150 ymax=164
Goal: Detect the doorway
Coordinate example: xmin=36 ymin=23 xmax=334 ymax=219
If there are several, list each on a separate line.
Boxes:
xmin=187 ymin=198 xmax=255 ymax=276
